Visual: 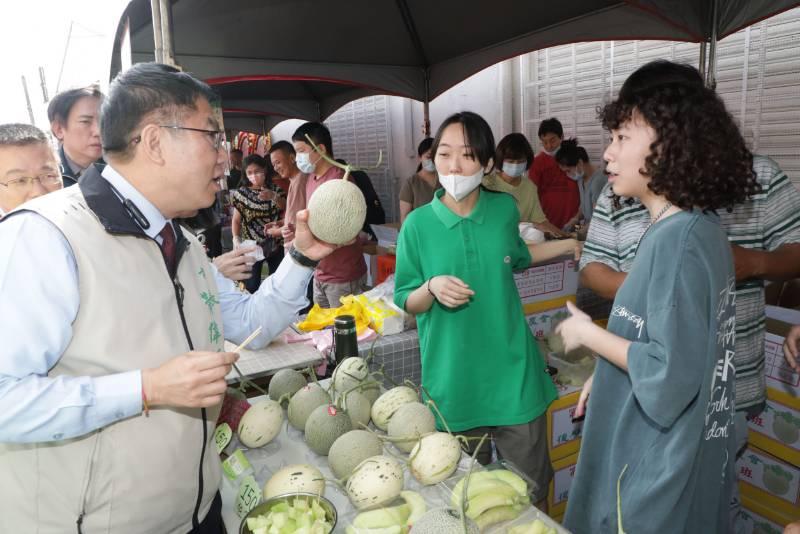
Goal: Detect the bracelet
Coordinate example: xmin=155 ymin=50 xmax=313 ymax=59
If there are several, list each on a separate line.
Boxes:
xmin=427 ymin=277 xmax=437 ymax=301
xmin=289 ymin=246 xmax=320 ymax=268
xmin=142 ymin=386 xmax=150 ymax=417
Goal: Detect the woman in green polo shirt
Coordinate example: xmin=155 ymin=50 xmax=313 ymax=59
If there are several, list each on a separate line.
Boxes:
xmin=394 ymin=111 xmax=580 ymax=506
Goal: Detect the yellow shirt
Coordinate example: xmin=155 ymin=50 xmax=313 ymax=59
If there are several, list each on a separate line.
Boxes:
xmin=482 ymin=172 xmax=547 ymax=224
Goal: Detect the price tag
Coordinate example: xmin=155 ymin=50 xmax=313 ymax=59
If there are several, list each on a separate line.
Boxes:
xmin=235 ymin=475 xmax=261 ymax=519
xmin=222 ymin=449 xmax=252 ymax=481
xmin=214 ymin=423 xmax=232 ymax=454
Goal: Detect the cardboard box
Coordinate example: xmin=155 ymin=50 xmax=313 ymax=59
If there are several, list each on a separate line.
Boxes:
xmin=546 ymin=385 xmax=583 ymax=462
xmin=547 ymin=451 xmax=578 ymax=517
xmin=737 ymin=444 xmax=800 ymax=518
xmin=739 ymin=495 xmax=794 ymax=533
xmin=524 ymin=296 xmax=576 ymax=338
xmin=748 ymin=396 xmax=800 ymax=467
xmin=370 ymin=223 xmax=400 ymax=248
xmin=515 ymin=256 xmax=579 ymax=307
xmin=765 ymin=305 xmax=800 ymax=409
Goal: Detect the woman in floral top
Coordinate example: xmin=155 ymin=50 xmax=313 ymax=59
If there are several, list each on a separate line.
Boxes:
xmin=230 ymin=154 xmax=286 ymax=292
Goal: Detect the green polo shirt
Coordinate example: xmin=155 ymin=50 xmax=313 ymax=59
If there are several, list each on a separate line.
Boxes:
xmin=394 ymin=188 xmax=557 ymax=431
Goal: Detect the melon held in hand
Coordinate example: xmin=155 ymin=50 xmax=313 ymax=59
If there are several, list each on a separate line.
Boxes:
xmin=307 ymin=179 xmax=367 ymax=245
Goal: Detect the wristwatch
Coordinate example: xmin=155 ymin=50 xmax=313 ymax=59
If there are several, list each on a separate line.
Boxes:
xmin=289 ymin=246 xmax=320 ymax=268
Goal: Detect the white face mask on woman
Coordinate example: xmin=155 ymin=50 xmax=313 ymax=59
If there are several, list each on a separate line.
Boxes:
xmin=439 ymin=168 xmax=484 ymax=202
xmin=421 ymin=158 xmax=437 ymax=172
xmin=502 ymin=161 xmax=527 ymax=178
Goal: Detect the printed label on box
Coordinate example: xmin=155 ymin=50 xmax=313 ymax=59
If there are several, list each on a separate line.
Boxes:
xmin=526 ymin=306 xmax=569 ymax=339
xmin=515 ymin=259 xmax=578 ymax=305
xmin=551 ymin=404 xmax=584 ymax=449
xmin=552 ymin=461 xmax=577 ymax=505
xmin=749 ymin=399 xmax=800 ymax=451
xmin=737 ymin=448 xmax=800 ymax=505
xmin=765 ymin=332 xmax=800 ymax=394
xmin=736 ymin=506 xmax=785 ymax=534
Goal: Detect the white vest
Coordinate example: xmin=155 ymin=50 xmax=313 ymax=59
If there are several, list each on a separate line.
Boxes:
xmin=0 ymin=183 xmax=225 ymax=533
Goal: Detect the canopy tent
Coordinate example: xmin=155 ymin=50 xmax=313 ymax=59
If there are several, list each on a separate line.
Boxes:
xmin=111 ymin=0 xmax=800 ymax=132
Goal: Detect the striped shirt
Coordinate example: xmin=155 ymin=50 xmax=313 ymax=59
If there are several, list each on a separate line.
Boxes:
xmin=579 ymin=155 xmax=800 ymax=412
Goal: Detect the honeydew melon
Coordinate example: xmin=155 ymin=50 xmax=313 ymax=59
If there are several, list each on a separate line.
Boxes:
xmin=371 ymin=386 xmax=419 ymax=431
xmin=328 ymin=430 xmax=384 ymax=480
xmin=268 ymin=368 xmax=307 ymax=403
xmin=332 ymin=357 xmax=370 ymax=394
xmin=387 ymin=402 xmax=436 ymax=453
xmin=237 ymin=399 xmax=283 ymax=448
xmin=305 ymin=404 xmax=354 ymax=456
xmin=346 ymin=455 xmax=405 ymax=510
xmin=409 ymin=432 xmax=462 ymax=485
xmin=307 ymin=179 xmax=367 ymax=245
xmin=288 ymin=383 xmax=331 ymax=431
xmin=263 ymin=464 xmax=325 ymax=499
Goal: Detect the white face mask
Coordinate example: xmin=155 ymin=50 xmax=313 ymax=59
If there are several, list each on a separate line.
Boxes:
xmin=421 ymin=158 xmax=437 ymax=172
xmin=543 ymin=147 xmax=559 ymax=157
xmin=296 ymin=152 xmax=318 ymax=174
xmin=502 ymin=161 xmax=527 ymax=178
xmin=439 ymin=168 xmax=484 ymax=202
xmin=567 ymin=170 xmax=584 ymax=182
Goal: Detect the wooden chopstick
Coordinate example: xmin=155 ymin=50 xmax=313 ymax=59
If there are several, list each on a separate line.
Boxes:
xmin=230 ymin=326 xmax=262 ymax=379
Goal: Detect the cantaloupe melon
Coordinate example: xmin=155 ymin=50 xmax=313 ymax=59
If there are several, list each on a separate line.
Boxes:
xmin=237 ymin=399 xmax=283 ymax=448
xmin=305 ymin=404 xmax=354 ymax=456
xmin=263 ymin=464 xmax=325 ymax=499
xmin=410 ymin=508 xmax=479 ymax=534
xmin=371 ymin=386 xmax=419 ymax=431
xmin=332 ymin=357 xmax=370 ymax=394
xmin=387 ymin=402 xmax=436 ymax=453
xmin=337 ymin=389 xmax=372 ymax=429
xmin=268 ymin=368 xmax=307 ymax=403
xmin=328 ymin=430 xmax=384 ymax=480
xmin=288 ymin=383 xmax=331 ymax=431
xmin=307 ymin=179 xmax=367 ymax=245
xmin=346 ymin=455 xmax=405 ymax=510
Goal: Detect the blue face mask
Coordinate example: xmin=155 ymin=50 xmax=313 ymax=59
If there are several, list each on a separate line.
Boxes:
xmin=568 ymin=170 xmax=584 ymax=182
xmin=502 ymin=161 xmax=527 ymax=178
xmin=421 ymin=158 xmax=437 ymax=172
xmin=296 ymin=152 xmax=318 ymax=174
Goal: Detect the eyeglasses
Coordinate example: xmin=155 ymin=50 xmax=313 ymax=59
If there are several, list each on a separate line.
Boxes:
xmin=159 ymin=125 xmax=224 ymax=150
xmin=0 ymin=174 xmax=62 ymax=191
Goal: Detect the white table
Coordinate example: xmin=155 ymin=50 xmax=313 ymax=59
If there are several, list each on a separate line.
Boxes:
xmin=224 ymin=330 xmax=323 ymax=384
xmin=219 ymin=391 xmax=569 ymax=534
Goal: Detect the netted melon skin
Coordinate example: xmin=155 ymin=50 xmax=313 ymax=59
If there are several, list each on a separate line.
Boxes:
xmin=307 ymin=180 xmax=367 ymax=245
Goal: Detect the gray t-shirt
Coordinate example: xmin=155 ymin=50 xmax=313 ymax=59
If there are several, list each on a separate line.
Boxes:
xmin=578 ymin=168 xmax=608 ymax=223
xmin=565 ymin=210 xmax=737 ymax=534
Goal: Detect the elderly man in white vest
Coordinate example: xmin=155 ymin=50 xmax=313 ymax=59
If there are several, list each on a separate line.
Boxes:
xmin=0 ymin=63 xmax=339 ymax=534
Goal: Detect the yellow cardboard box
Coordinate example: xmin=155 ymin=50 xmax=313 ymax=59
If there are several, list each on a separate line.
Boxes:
xmin=547 ymin=451 xmax=578 ymax=518
xmin=764 ymin=306 xmax=800 ymax=410
xmin=739 ymin=494 xmax=794 ymax=532
xmin=748 ymin=395 xmax=800 ymax=467
xmin=737 ymin=444 xmax=800 ymax=518
xmin=546 ymin=385 xmax=582 ymax=462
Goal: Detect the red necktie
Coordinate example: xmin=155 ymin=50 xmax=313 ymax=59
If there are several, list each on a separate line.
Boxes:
xmin=159 ymin=222 xmax=177 ymax=275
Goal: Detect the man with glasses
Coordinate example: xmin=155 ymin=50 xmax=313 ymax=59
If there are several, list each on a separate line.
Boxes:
xmin=0 ymin=123 xmax=63 ymax=217
xmin=0 ymin=63 xmax=339 ymax=534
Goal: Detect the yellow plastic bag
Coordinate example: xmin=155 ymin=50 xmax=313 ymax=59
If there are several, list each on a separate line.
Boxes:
xmin=296 ymin=298 xmax=371 ymax=334
xmin=345 ymin=295 xmax=401 ymax=335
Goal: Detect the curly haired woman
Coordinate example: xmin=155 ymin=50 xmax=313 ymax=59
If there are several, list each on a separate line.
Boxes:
xmin=557 ymin=60 xmax=760 ymax=533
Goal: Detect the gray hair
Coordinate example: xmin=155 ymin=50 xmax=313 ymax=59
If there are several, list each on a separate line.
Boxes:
xmin=0 ymin=123 xmax=49 ymax=147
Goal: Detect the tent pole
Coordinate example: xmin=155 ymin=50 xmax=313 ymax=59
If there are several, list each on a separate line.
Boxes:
xmin=150 ymin=0 xmax=164 ymax=63
xmin=698 ymin=41 xmax=707 ymax=79
xmin=159 ymin=0 xmax=176 ymax=66
xmin=705 ymin=0 xmax=719 ymax=89
xmin=423 ymin=70 xmax=431 ymax=137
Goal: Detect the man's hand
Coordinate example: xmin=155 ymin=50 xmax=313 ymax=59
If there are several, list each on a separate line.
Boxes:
xmin=293 ymin=209 xmax=349 ymax=261
xmin=731 ymin=244 xmax=765 ymax=282
xmin=784 ymin=325 xmax=800 ymax=372
xmin=428 ymin=275 xmax=475 ymax=308
xmin=264 ymin=221 xmax=283 ymax=238
xmin=555 ymin=300 xmax=593 ymax=352
xmin=281 ymin=222 xmax=296 ymax=243
xmin=142 ymin=351 xmax=239 ymax=408
xmin=213 ymin=247 xmax=256 ymax=281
